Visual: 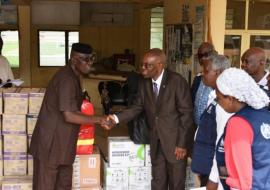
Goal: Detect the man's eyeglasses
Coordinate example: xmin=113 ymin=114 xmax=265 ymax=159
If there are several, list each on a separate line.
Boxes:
xmin=197 ymin=52 xmax=210 ymax=60
xmin=141 ymin=63 xmax=155 ymax=70
xmin=75 ymin=53 xmax=96 ymax=64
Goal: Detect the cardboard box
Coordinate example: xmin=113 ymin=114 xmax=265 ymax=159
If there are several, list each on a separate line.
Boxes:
xmin=0 ymin=114 xmax=2 ymax=133
xmin=129 ymin=143 xmax=145 ymax=167
xmin=72 ymin=187 xmax=102 ymax=190
xmin=28 ymin=134 xmax=32 ymax=147
xmin=103 ymin=160 xmax=128 ymax=190
xmin=27 ymin=135 xmax=33 ymax=175
xmin=27 ymin=134 xmax=32 ymax=147
xmin=0 ymin=156 xmax=3 ymax=177
xmin=2 ymin=176 xmax=32 ymax=190
xmin=3 ymin=134 xmax=27 ymax=154
xmin=3 ymin=154 xmax=27 ymax=176
xmin=26 ymin=114 xmax=38 ymax=134
xmin=0 ymin=136 xmax=2 ymax=178
xmin=3 ymin=133 xmax=27 ymax=176
xmin=108 ymin=137 xmax=145 ymax=167
xmin=27 ymin=154 xmax=33 ymax=176
xmin=2 ymin=114 xmax=26 ymax=133
xmin=28 ymin=88 xmax=45 ymax=114
xmin=128 ymin=166 xmax=151 ymax=190
xmin=2 ymin=87 xmax=17 ymax=93
xmin=3 ymin=88 xmax=28 ymax=114
xmin=72 ymin=147 xmax=101 ymax=188
xmin=0 ymin=135 xmax=3 ymax=177
xmin=0 ymin=89 xmax=3 ymax=114
xmin=145 ymin=144 xmax=151 ymax=166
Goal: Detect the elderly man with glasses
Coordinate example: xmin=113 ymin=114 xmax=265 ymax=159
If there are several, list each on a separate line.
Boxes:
xmin=191 ymin=42 xmax=217 ymax=126
xmin=104 ymin=48 xmax=194 ymax=190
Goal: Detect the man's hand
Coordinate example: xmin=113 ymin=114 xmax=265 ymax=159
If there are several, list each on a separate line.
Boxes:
xmin=107 ymin=114 xmax=116 ymax=123
xmin=100 ymin=115 xmax=116 ymax=130
xmin=206 ymin=180 xmax=218 ymax=190
xmin=175 ymin=147 xmax=187 ymax=160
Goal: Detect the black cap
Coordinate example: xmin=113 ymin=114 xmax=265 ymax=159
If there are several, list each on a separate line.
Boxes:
xmin=71 ymin=43 xmax=93 ymax=54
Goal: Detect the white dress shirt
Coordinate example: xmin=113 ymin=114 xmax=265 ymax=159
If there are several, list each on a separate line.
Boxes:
xmin=113 ymin=69 xmax=165 ymax=124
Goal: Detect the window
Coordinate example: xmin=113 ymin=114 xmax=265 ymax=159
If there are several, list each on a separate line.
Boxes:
xmin=150 ymin=7 xmax=164 ymax=49
xmin=248 ymin=1 xmax=270 ymax=30
xmin=225 ymin=0 xmax=245 ymax=29
xmin=225 ymin=0 xmax=270 ymax=69
xmin=1 ymin=30 xmax=19 ymax=68
xmin=224 ymin=35 xmax=241 ymax=68
xmin=39 ymin=31 xmax=79 ymax=67
xmin=68 ymin=32 xmax=79 ymax=57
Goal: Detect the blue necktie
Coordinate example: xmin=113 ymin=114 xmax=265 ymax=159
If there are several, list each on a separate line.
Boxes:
xmin=153 ymin=82 xmax=158 ymax=100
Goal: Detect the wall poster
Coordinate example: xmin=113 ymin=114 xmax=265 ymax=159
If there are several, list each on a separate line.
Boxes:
xmin=193 ymin=5 xmax=205 ymax=75
xmin=165 ymin=24 xmax=193 ymax=84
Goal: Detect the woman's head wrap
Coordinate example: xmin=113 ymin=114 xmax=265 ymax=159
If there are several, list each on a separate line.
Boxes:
xmin=216 ymin=68 xmax=269 ymax=109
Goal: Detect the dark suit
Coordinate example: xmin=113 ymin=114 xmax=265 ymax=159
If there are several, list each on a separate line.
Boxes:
xmin=117 ymin=69 xmax=193 ymax=190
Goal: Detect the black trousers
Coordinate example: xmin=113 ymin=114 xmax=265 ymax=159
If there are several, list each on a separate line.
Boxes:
xmin=199 ymin=174 xmax=209 ymax=187
xmin=33 ymin=158 xmax=73 ymax=190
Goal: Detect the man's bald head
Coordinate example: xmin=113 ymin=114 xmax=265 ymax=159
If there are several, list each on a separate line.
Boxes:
xmin=145 ymin=48 xmax=166 ymax=66
xmin=241 ymin=47 xmax=266 ymax=82
xmin=242 ymin=47 xmax=266 ymax=62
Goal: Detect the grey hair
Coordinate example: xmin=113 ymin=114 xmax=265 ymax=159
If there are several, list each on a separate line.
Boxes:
xmin=208 ymin=54 xmax=231 ymax=71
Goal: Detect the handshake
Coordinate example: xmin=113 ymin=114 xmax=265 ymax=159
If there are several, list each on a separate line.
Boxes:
xmin=96 ymin=115 xmax=117 ymax=130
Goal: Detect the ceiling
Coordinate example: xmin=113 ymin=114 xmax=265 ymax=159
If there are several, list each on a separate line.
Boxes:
xmin=12 ymin=0 xmax=163 ymax=6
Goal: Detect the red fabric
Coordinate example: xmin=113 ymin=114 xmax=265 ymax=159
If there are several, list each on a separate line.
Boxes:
xmin=224 ymin=116 xmax=254 ymax=190
xmin=81 ymin=99 xmax=95 ymax=115
xmin=76 ymin=99 xmax=95 ymax=155
xmin=78 ymin=125 xmax=94 ymax=139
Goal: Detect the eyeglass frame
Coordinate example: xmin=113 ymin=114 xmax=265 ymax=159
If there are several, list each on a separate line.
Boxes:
xmin=74 ymin=53 xmax=96 ymax=64
xmin=197 ymin=52 xmax=211 ymax=60
xmin=141 ymin=63 xmax=155 ymax=70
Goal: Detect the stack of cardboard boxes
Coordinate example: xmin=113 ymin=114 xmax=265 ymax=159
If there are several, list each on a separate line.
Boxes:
xmin=104 ymin=137 xmax=152 ymax=190
xmin=0 ymin=87 xmax=45 ymax=189
xmin=104 ymin=137 xmax=199 ymax=190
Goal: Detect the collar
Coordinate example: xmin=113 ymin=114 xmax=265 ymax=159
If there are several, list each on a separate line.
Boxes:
xmin=207 ymin=89 xmax=216 ymax=106
xmin=258 ymin=70 xmax=269 ymax=87
xmin=152 ymin=69 xmax=164 ymax=86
